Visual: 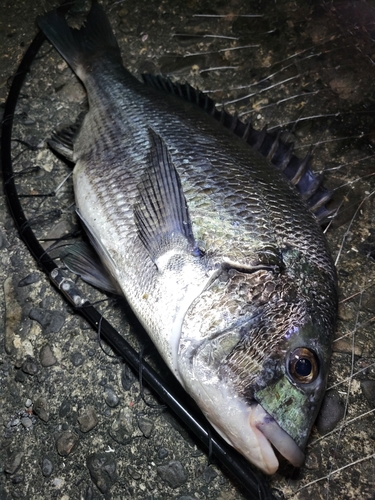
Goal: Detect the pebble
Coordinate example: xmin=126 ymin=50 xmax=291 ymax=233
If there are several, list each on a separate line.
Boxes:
xmin=85 ymin=485 xmax=94 ymax=500
xmin=34 ymin=397 xmax=49 ymax=422
xmin=39 ymin=344 xmax=57 ymax=367
xmin=202 ymin=466 xmax=218 ymax=484
xmin=4 ymin=450 xmax=23 ymax=475
xmin=15 ymin=370 xmax=26 ymax=383
xmin=21 ymin=416 xmax=33 ymax=429
xmin=21 ymin=358 xmax=39 ymax=376
xmin=136 ymin=413 xmax=154 ymax=438
xmin=104 ymin=388 xmax=119 ymax=408
xmin=333 ymin=338 xmax=362 ymax=356
xmin=29 ymin=307 xmax=65 ymax=334
xmin=86 ymin=452 xmax=117 ymax=494
xmin=109 ymin=409 xmax=135 ymax=444
xmin=59 ymin=399 xmax=71 ymax=418
xmin=71 ymin=352 xmax=85 ymax=367
xmin=78 ymin=406 xmax=98 ymax=433
xmin=127 ymin=465 xmax=141 ymax=480
xmin=41 ymin=457 xmax=53 ymax=477
xmin=157 ymin=447 xmax=169 ymax=460
xmin=56 ymin=431 xmax=79 ymax=456
xmin=360 ymin=380 xmax=375 ymax=405
xmin=11 ymin=473 xmax=24 ymax=484
xmin=363 ymin=292 xmax=375 ymax=313
xmin=121 ymin=364 xmax=136 ymax=391
xmin=18 ymin=272 xmax=41 ymax=287
xmin=316 ymin=390 xmax=345 ymax=435
xmin=157 ymin=460 xmax=188 ymax=488
xmin=25 ymin=399 xmax=32 ymax=408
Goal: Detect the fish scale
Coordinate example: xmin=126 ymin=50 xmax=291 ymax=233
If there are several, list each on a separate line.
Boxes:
xmin=38 ymin=1 xmax=337 ymax=475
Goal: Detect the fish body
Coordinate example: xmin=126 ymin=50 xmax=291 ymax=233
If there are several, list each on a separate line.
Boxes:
xmin=38 ymin=2 xmax=337 ymax=474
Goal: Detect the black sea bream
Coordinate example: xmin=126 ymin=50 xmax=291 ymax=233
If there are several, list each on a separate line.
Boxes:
xmin=38 ymin=1 xmax=337 ymax=474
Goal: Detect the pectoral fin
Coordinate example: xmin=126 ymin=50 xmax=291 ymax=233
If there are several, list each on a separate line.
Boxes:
xmin=134 ymin=129 xmax=203 ymax=265
xmin=48 ymin=111 xmax=86 ymax=162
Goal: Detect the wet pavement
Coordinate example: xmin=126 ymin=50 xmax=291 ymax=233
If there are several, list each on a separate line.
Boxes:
xmin=1 ymin=1 xmax=375 ymax=499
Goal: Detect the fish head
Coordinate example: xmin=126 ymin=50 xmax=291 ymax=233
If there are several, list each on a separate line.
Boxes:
xmin=178 ymin=265 xmax=336 ymax=474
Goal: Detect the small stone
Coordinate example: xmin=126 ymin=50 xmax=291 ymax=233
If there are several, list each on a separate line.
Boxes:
xmin=316 ymin=390 xmax=345 ymax=435
xmin=25 ymin=399 xmax=32 ymax=408
xmin=21 ymin=358 xmax=38 ymax=376
xmin=40 ymin=344 xmax=57 ymax=367
xmin=21 ymin=417 xmax=33 ymax=429
xmin=59 ymin=399 xmax=71 ymax=418
xmin=29 ymin=307 xmax=49 ymax=326
xmin=109 ymin=409 xmax=136 ymax=445
xmin=34 ymin=397 xmax=49 ymax=422
xmin=202 ymin=466 xmax=218 ymax=484
xmin=363 ymin=292 xmax=375 ymax=313
xmin=78 ymin=406 xmax=98 ymax=433
xmin=56 ymin=431 xmax=79 ymax=456
xmin=48 ymin=314 xmax=65 ymax=333
xmin=87 ymin=452 xmax=117 ymax=494
xmin=15 ymin=370 xmax=26 ymax=383
xmin=71 ymin=352 xmax=85 ymax=367
xmin=361 ymin=380 xmax=375 ymax=405
xmin=11 ymin=474 xmax=24 ymax=484
xmin=157 ymin=461 xmax=188 ymax=488
xmin=105 ymin=388 xmax=119 ymax=408
xmin=157 ymin=447 xmax=168 ymax=460
xmin=41 ymin=457 xmax=53 ymax=477
xmin=18 ymin=273 xmax=41 ymax=287
xmin=121 ymin=364 xmax=136 ymax=391
xmin=333 ymin=338 xmax=362 ymax=356
xmin=127 ymin=465 xmax=141 ymax=480
xmin=29 ymin=307 xmax=65 ymax=334
xmin=85 ymin=485 xmax=94 ymax=500
xmin=136 ymin=414 xmax=154 ymax=438
xmin=4 ymin=450 xmax=23 ymax=475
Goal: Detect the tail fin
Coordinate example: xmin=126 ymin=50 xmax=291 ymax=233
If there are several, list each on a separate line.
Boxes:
xmin=37 ymin=1 xmax=121 ymax=78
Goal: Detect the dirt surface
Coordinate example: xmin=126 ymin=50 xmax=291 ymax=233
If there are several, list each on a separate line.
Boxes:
xmin=1 ymin=0 xmax=375 ymax=499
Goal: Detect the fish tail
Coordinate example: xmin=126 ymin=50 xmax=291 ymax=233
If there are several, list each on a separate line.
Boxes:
xmin=37 ymin=1 xmax=121 ymax=79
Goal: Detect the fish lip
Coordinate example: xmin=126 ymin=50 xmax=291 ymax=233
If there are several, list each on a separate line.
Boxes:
xmin=250 ymin=404 xmax=305 ymax=469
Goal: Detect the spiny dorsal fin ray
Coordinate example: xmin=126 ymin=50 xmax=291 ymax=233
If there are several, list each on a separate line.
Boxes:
xmin=141 ymin=74 xmax=334 ymax=224
xmin=134 ymin=129 xmax=200 ymax=265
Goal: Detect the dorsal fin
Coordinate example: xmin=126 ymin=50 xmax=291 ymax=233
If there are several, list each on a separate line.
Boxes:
xmin=142 ymin=74 xmax=335 ymax=223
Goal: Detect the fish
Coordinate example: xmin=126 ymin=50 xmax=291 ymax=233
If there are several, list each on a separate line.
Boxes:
xmin=37 ymin=0 xmax=338 ymax=475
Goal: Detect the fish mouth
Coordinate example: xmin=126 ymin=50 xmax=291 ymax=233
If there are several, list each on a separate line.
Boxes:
xmin=250 ymin=404 xmax=305 ymax=471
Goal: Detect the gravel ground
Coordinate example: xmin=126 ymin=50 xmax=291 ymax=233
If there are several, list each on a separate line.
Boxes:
xmin=1 ymin=1 xmax=375 ymax=499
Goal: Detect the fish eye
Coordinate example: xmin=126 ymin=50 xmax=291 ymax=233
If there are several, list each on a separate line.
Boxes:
xmin=288 ymin=347 xmax=319 ymax=384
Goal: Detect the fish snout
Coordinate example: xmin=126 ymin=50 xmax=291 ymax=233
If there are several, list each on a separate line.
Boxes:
xmin=250 ymin=404 xmax=305 ymax=472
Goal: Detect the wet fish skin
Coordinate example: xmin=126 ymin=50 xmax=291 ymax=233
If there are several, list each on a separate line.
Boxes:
xmin=38 ymin=1 xmax=337 ymax=475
